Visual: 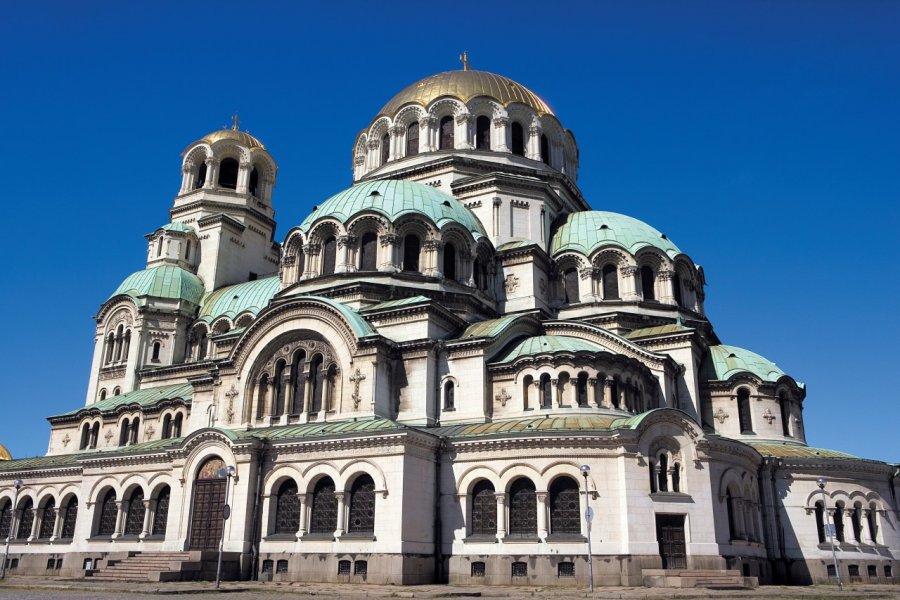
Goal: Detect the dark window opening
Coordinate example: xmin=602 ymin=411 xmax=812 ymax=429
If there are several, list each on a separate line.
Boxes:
xmin=602 ymin=264 xmax=619 ymax=299
xmin=657 ymin=454 xmax=669 ymax=492
xmin=439 ymin=116 xmax=454 ymax=150
xmin=276 ymin=559 xmax=289 ymax=574
xmin=549 ymin=477 xmax=580 ymax=535
xmin=195 ymin=162 xmax=207 ymax=189
xmin=38 ymin=498 xmax=56 ymax=539
xmin=868 ymin=565 xmax=877 ymax=578
xmin=406 ymin=122 xmax=419 ymax=156
xmin=558 ymin=562 xmax=575 ymax=577
xmin=348 ymin=475 xmax=376 ymax=534
xmin=152 ymin=487 xmax=170 ymax=536
xmin=540 ymin=374 xmax=552 ymax=409
xmin=779 ymin=392 xmax=791 ymax=436
xmin=403 ymin=235 xmax=420 ymax=272
xmin=834 ymin=505 xmax=845 ymax=542
xmin=444 ymin=381 xmax=455 ymax=410
xmin=511 ymin=122 xmax=525 ymax=156
xmin=354 ymin=560 xmax=368 ymax=576
xmin=124 ymin=489 xmax=145 ymax=536
xmin=726 ymin=490 xmax=736 ymax=540
xmin=321 ymin=236 xmax=337 ymax=276
xmin=249 ymin=167 xmax=259 ymax=197
xmin=508 ymin=478 xmax=537 ymax=536
xmin=576 ymin=373 xmax=588 ymax=407
xmin=218 ymin=158 xmax=239 ymax=190
xmin=151 ymin=341 xmax=161 ymax=362
xmin=97 ymin=491 xmax=117 ymax=536
xmin=359 ymin=232 xmax=377 ymax=271
xmin=261 ymin=560 xmax=273 ymax=574
xmin=476 ymin=116 xmax=491 ymax=150
xmin=641 ymin=265 xmax=655 ymax=300
xmin=61 ymin=498 xmax=78 ymax=539
xmin=443 ymin=243 xmax=456 ymax=280
xmin=815 ymin=501 xmax=826 ymax=543
xmin=338 ymin=560 xmax=351 ymax=575
xmin=274 ymin=480 xmax=300 ymax=534
xmin=511 ymin=561 xmax=528 ymax=577
xmin=737 ymin=388 xmax=753 ymax=433
xmin=849 ymin=564 xmax=860 ymax=578
xmin=381 ymin=133 xmax=389 ymax=166
xmin=309 ymin=477 xmax=337 ymax=534
xmin=540 ymin=134 xmax=550 ymax=165
xmin=471 ymin=480 xmax=496 ymax=536
xmin=471 ymin=561 xmax=486 ymax=577
xmin=563 ymin=268 xmax=579 ymax=304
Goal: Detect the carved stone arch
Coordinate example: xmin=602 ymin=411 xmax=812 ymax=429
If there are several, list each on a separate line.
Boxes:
xmin=249 ymin=149 xmax=277 ymax=181
xmin=146 ymin=474 xmax=176 ymax=500
xmin=85 ymin=478 xmax=124 ymax=509
xmin=457 ymin=465 xmax=502 ymax=496
xmin=103 ymin=305 xmax=136 ymax=335
xmin=338 ymin=459 xmax=390 ymax=496
xmin=394 ymin=215 xmax=437 ymax=241
xmin=368 ymin=117 xmax=392 ymax=141
xmin=539 ymin=461 xmax=597 ymax=494
xmin=439 ymin=223 xmax=475 ymax=253
xmin=497 ymin=462 xmax=542 ymax=492
xmin=262 ymin=464 xmax=304 ymax=496
xmin=555 ymin=252 xmax=587 ymax=272
xmin=539 ymin=114 xmax=564 ymax=139
xmin=428 ymin=97 xmax=466 ymax=119
xmin=176 ymin=429 xmax=238 ymax=476
xmin=506 ymin=103 xmax=537 ymax=127
xmin=33 ymin=485 xmax=60 ymax=508
xmin=209 ymin=140 xmax=250 ymax=164
xmin=300 ymin=461 xmax=343 ymax=492
xmin=211 ymin=316 xmax=233 ymax=335
xmin=394 ymin=104 xmax=425 ymax=128
xmin=57 ymin=486 xmax=79 ymax=507
xmin=719 ymin=468 xmax=745 ymax=500
xmin=96 ymin=296 xmax=138 ymax=325
xmin=346 ymin=213 xmax=389 ymax=237
xmin=648 ymin=436 xmax=682 ymax=461
xmin=467 ymin=97 xmax=504 ymax=119
xmin=234 ymin=313 xmax=254 ymax=329
xmin=307 ymin=219 xmax=343 ymax=245
xmin=354 ymin=133 xmax=368 ymax=159
xmin=121 ymin=475 xmax=149 ymax=499
xmin=673 ymin=255 xmax=697 ymax=280
xmin=183 ymin=143 xmax=212 ymax=168
xmin=591 ymin=248 xmax=631 ymax=270
xmin=635 ymin=248 xmax=671 ymax=271
xmin=283 ymin=229 xmax=305 ymax=257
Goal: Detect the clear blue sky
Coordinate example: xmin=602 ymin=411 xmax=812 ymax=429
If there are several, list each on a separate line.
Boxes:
xmin=1 ymin=1 xmax=897 ymax=462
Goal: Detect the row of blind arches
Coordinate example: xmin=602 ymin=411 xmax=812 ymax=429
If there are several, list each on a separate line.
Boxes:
xmin=272 ymin=475 xmax=376 ymax=535
xmin=381 ymin=117 xmax=551 ymax=166
xmin=470 ymin=476 xmax=581 ymax=537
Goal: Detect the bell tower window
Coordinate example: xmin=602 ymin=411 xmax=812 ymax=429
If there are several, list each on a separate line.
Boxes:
xmin=476 ymin=116 xmax=491 ymax=150
xmin=511 ymin=122 xmax=525 ymax=156
xmin=381 ymin=133 xmax=390 ymax=166
xmin=403 ymin=235 xmax=420 ymax=272
xmin=249 ymin=167 xmax=259 ymax=197
xmin=195 ymin=162 xmax=207 ymax=189
xmin=218 ymin=158 xmax=239 ymax=189
xmin=322 ymin=236 xmax=337 ymax=276
xmin=439 ymin=116 xmax=454 ymax=150
xmin=540 ymin=134 xmax=550 ymax=164
xmin=406 ymin=122 xmax=419 ymax=156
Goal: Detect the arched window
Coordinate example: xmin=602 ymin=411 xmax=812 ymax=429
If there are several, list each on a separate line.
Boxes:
xmin=162 ymin=414 xmax=172 ymax=439
xmin=563 ymin=268 xmax=579 ymax=304
xmin=549 ymin=477 xmax=580 ymax=535
xmin=641 ymin=266 xmax=656 ymax=300
xmin=89 ymin=422 xmax=99 ymax=448
xmin=290 ymin=350 xmax=306 ymax=414
xmin=99 ymin=389 xmax=107 ymax=401
xmin=195 ymin=162 xmax=207 ymax=189
xmin=16 ymin=498 xmax=34 ymax=539
xmin=129 ymin=417 xmax=140 ymax=445
xmin=274 ymin=480 xmax=300 ymax=534
xmin=309 ymin=477 xmax=337 ymax=534
xmin=443 ymin=243 xmax=456 ymax=280
xmin=851 ymin=503 xmax=863 ymax=543
xmin=359 ymin=232 xmax=377 ymax=272
xmin=511 ymin=122 xmax=525 ymax=156
xmin=156 ymin=236 xmax=163 ymax=257
xmin=324 ymin=364 xmax=338 ymax=412
xmin=444 ymin=380 xmax=455 ymax=410
xmin=779 ymin=392 xmax=791 ymax=436
xmin=0 ymin=500 xmax=11 ymax=539
xmin=151 ymin=341 xmax=161 ymax=362
xmin=406 ymin=122 xmax=419 ymax=156
xmin=657 ymin=454 xmax=668 ymax=492
xmin=97 ymin=490 xmax=117 ymax=536
xmin=508 ymin=478 xmax=537 ymax=536
xmin=540 ymin=134 xmax=550 ymax=165
xmin=273 ymin=360 xmax=286 ymax=416
xmin=80 ymin=423 xmax=90 ymax=450
xmin=540 ymin=374 xmax=552 ymax=409
xmin=119 ymin=418 xmax=130 ymax=446
xmin=124 ymin=488 xmax=145 ymax=536
xmin=439 ymin=116 xmax=454 ymax=150
xmin=649 ymin=459 xmax=658 ymax=493
xmin=726 ymin=489 xmax=736 ymax=540
xmin=249 ymin=167 xmax=259 ymax=197
xmin=185 ymin=240 xmax=191 ymax=260
xmin=867 ymin=503 xmax=878 ymax=543
xmin=833 ymin=503 xmax=845 ymax=542
xmin=602 ymin=264 xmax=619 ymax=299
xmin=256 ymin=373 xmax=269 ymax=419
xmin=38 ymin=498 xmax=56 ymax=539
xmin=673 ymin=272 xmax=684 ymax=307
xmin=610 ymin=378 xmax=619 ymax=409
xmin=470 ymin=480 xmax=496 ymax=536
xmin=113 ymin=387 xmax=121 ymax=396
xmin=381 ymin=133 xmax=390 ymax=166
xmin=522 ymin=375 xmax=533 ymax=410
xmin=576 ymin=373 xmax=588 ymax=406
xmin=115 ymin=324 xmax=124 ymax=362
xmin=476 ymin=116 xmax=491 ymax=150
xmin=309 ymin=355 xmax=324 ymax=413
xmin=402 ymin=235 xmax=420 ymax=272
xmin=197 ymin=329 xmax=208 ymax=360
xmin=473 ymin=256 xmax=489 ymax=291
xmin=172 ymin=413 xmax=183 ymax=437
xmin=152 ymin=486 xmax=170 ymax=536
xmin=321 ymin=236 xmax=337 ymax=276
xmin=105 ymin=333 xmax=115 ymax=364
xmin=737 ymin=388 xmax=753 ymax=433
xmin=122 ymin=330 xmax=131 ymax=360
xmin=672 ymin=462 xmax=681 ymax=493
xmin=218 ymin=157 xmax=239 ymax=189
xmin=815 ymin=501 xmax=826 ymax=543
xmin=348 ymin=475 xmax=376 ymax=534
xmin=60 ymin=497 xmax=77 ymax=539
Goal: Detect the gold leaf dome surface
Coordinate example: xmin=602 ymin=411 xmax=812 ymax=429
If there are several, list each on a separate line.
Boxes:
xmin=0 ymin=442 xmax=11 ymax=461
xmin=377 ymin=70 xmax=554 ymax=119
xmin=200 ymin=128 xmax=266 ymax=150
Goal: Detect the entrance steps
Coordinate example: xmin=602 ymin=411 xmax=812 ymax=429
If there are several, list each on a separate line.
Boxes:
xmin=642 ymin=569 xmax=758 ymax=589
xmin=85 ymin=551 xmax=239 ymax=582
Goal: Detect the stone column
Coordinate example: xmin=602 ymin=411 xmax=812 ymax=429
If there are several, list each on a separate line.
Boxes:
xmin=658 ymin=269 xmax=677 ymax=305
xmin=140 ymin=499 xmax=153 ymax=538
xmin=30 ymin=507 xmax=43 ymax=541
xmin=551 ymin=379 xmax=560 ymax=407
xmin=237 ymin=160 xmax=252 ymax=194
xmin=495 ymin=493 xmax=507 ymax=541
xmin=296 ymin=494 xmax=309 ymax=538
xmin=334 ymin=492 xmax=346 ymax=538
xmin=603 ymin=378 xmax=614 ymax=408
xmin=336 ymin=235 xmax=355 ymax=274
xmin=620 ymin=266 xmax=641 ymax=301
xmin=52 ymin=506 xmax=65 ymax=540
xmin=378 ymin=234 xmax=398 ymax=272
xmin=422 ymin=239 xmax=442 ymax=277
xmin=619 ymin=386 xmax=627 ymax=411
xmin=302 ymin=244 xmax=318 ymax=279
xmin=587 ymin=378 xmax=598 ymax=406
xmin=526 ymin=124 xmax=542 ymax=161
xmin=388 ymin=125 xmax=403 ymax=161
xmin=365 ymin=139 xmax=379 ymax=171
xmin=579 ymin=267 xmax=595 ymax=303
xmin=456 ymin=114 xmax=474 ymax=149
xmin=493 ymin=117 xmax=510 ymax=153
xmin=180 ymin=163 xmax=192 ymax=194
xmin=203 ymin=157 xmax=217 ymax=189
xmin=418 ymin=116 xmax=435 ymax=152
xmin=112 ymin=500 xmax=126 ymax=538
xmin=536 ymin=492 xmax=548 ymax=539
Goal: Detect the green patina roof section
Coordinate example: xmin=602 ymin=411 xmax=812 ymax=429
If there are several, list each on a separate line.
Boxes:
xmin=0 ymin=437 xmax=186 ymax=473
xmin=199 ymin=276 xmax=280 ymax=322
xmin=550 ymin=211 xmax=681 ymax=258
xmin=701 ymin=344 xmax=785 ymax=383
xmin=160 ymin=222 xmax=195 ymax=234
xmin=362 ymin=296 xmax=431 ymax=312
xmin=744 ymin=441 xmax=857 ymax=460
xmin=496 ymin=240 xmax=537 ymax=252
xmin=625 ymin=324 xmax=693 ymax=339
xmin=232 ymin=417 xmax=409 ymax=441
xmin=438 ymin=415 xmax=620 ymax=438
xmin=299 ymin=179 xmax=487 ymax=240
xmin=460 ymin=314 xmax=523 ymax=339
xmin=111 ymin=265 xmax=205 ymax=305
xmin=495 ymin=335 xmax=604 ymax=364
xmin=297 ymin=296 xmax=376 ymax=338
xmin=52 ymin=383 xmax=193 ymax=418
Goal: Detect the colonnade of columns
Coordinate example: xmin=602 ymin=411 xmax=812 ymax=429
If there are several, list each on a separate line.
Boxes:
xmin=526 ymin=374 xmax=648 ymax=413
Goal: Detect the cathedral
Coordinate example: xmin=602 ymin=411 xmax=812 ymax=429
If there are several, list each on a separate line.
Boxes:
xmin=0 ymin=63 xmax=896 ymax=588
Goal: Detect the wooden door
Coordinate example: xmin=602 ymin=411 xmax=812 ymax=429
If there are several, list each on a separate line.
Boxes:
xmin=189 ymin=479 xmax=226 ymax=550
xmin=656 ymin=514 xmax=687 ymax=569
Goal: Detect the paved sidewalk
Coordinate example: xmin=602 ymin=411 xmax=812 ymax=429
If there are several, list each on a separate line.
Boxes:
xmin=0 ymin=576 xmax=897 ymax=600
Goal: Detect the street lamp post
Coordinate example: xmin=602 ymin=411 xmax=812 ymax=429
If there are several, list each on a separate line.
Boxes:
xmin=1 ymin=479 xmax=22 ymax=579
xmin=215 ymin=465 xmax=236 ymax=589
xmin=580 ymin=465 xmax=593 ymax=593
xmin=817 ymin=477 xmax=842 ymax=590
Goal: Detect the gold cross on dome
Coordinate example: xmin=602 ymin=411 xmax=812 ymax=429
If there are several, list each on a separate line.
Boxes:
xmin=231 ymin=113 xmax=240 ymax=130
xmin=459 ymin=51 xmax=469 ymax=71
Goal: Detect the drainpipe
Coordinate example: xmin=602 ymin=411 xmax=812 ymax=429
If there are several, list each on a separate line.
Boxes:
xmin=248 ymin=439 xmax=269 ymax=580
xmin=433 ymin=438 xmax=445 ymax=583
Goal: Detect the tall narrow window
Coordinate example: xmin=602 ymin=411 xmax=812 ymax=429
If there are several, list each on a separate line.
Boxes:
xmin=540 ymin=374 xmax=552 ymax=408
xmin=90 ymin=422 xmax=99 ymax=449
xmin=249 ymin=167 xmax=259 ymax=197
xmin=540 ymin=134 xmax=550 ymax=164
xmin=273 ymin=361 xmax=286 ymax=416
xmin=602 ymin=264 xmax=619 ymax=299
xmin=443 ymin=243 xmax=456 ymax=280
xmin=97 ymin=490 xmax=117 ymax=536
xmin=381 ymin=133 xmax=390 ymax=166
xmin=444 ymin=380 xmax=455 ymax=410
xmin=657 ymin=454 xmax=668 ymax=492
xmin=641 ymin=266 xmax=656 ymax=300
xmin=274 ymin=480 xmax=300 ymax=534
xmin=309 ymin=355 xmax=324 ymax=413
xmin=673 ymin=272 xmax=684 ymax=306
xmin=511 ymin=122 xmax=525 ymax=156
xmin=563 ymin=268 xmax=579 ymax=304
xmin=157 ymin=237 xmax=163 ymax=257
xmin=470 ymin=480 xmax=496 ymax=536
xmin=522 ymin=375 xmax=533 ymax=410
xmin=151 ymin=341 xmax=161 ymax=362
xmin=508 ymin=478 xmax=537 ymax=536
xmin=0 ymin=501 xmax=11 ymax=540
xmin=122 ymin=330 xmax=131 ymax=361
xmin=16 ymin=498 xmax=34 ymax=539
xmin=124 ymin=488 xmax=145 ymax=536
xmin=815 ymin=501 xmax=826 ymax=543
xmin=476 ymin=116 xmax=491 ymax=150
xmin=834 ymin=504 xmax=845 ymax=542
xmin=649 ymin=460 xmax=657 ymax=493
xmin=851 ymin=503 xmax=863 ymax=543
xmin=105 ymin=333 xmax=115 ymax=364
xmin=152 ymin=487 xmax=170 ymax=537
xmin=80 ymin=423 xmax=90 ymax=450
xmin=172 ymin=413 xmax=183 ymax=437
xmin=737 ymin=388 xmax=753 ymax=433
xmin=119 ymin=418 xmax=130 ymax=446
xmin=195 ymin=162 xmax=207 ymax=189
xmin=162 ymin=414 xmax=172 ymax=439
xmin=309 ymin=477 xmax=337 ymax=534
xmin=129 ymin=417 xmax=139 ymax=445
xmin=672 ymin=463 xmax=681 ymax=493
xmin=38 ymin=498 xmax=56 ymax=539
xmin=218 ymin=158 xmax=239 ymax=189
xmin=60 ymin=497 xmax=77 ymax=539
xmin=359 ymin=232 xmax=377 ymax=272
xmin=779 ymin=392 xmax=791 ymax=436
xmin=402 ymin=235 xmax=420 ymax=272
xmin=406 ymin=122 xmax=419 ymax=156
xmin=867 ymin=503 xmax=878 ymax=543
xmin=439 ymin=116 xmax=454 ymax=150
xmin=257 ymin=373 xmax=269 ymax=419
xmin=726 ymin=489 xmax=736 ymax=540
xmin=549 ymin=477 xmax=580 ymax=535
xmin=348 ymin=475 xmax=376 ymax=534
xmin=290 ymin=350 xmax=306 ymax=414
xmin=99 ymin=389 xmax=107 ymax=401
xmin=321 ymin=236 xmax=337 ymax=276
xmin=185 ymin=240 xmax=191 ymax=260
xmin=576 ymin=373 xmax=588 ymax=406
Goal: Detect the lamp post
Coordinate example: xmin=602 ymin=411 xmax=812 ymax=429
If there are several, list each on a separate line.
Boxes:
xmin=817 ymin=477 xmax=842 ymax=590
xmin=1 ymin=479 xmax=22 ymax=579
xmin=581 ymin=465 xmax=593 ymax=593
xmin=215 ymin=465 xmax=236 ymax=589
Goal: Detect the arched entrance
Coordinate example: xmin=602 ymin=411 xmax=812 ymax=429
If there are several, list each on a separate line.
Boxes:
xmin=189 ymin=457 xmax=228 ymax=550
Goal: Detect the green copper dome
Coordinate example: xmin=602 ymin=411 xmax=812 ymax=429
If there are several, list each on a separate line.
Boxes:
xmin=701 ymin=344 xmax=785 ymax=383
xmin=299 ymin=179 xmax=487 ymax=240
xmin=111 ymin=265 xmax=204 ymax=305
xmin=550 ymin=211 xmax=681 ymax=258
xmin=495 ymin=335 xmax=605 ymax=364
xmin=199 ymin=276 xmax=281 ymax=323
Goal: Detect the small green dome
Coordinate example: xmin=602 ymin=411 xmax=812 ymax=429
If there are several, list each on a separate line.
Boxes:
xmin=550 ymin=211 xmax=681 ymax=258
xmin=299 ymin=179 xmax=487 ymax=240
xmin=159 ymin=221 xmax=195 ymax=234
xmin=111 ymin=265 xmax=205 ymax=305
xmin=701 ymin=344 xmax=785 ymax=383
xmin=496 ymin=335 xmax=605 ymax=364
xmin=199 ymin=276 xmax=281 ymax=323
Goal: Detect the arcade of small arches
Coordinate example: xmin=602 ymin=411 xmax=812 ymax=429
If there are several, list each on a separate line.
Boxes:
xmin=554 ymin=250 xmax=703 ymax=313
xmin=810 ymin=493 xmax=884 ymax=546
xmin=186 ymin=314 xmax=255 ymax=363
xmin=354 ymin=99 xmax=578 ymax=180
xmin=282 ymin=218 xmax=495 ymax=294
xmin=179 ymin=142 xmax=276 ymax=202
xmin=720 ymin=473 xmax=765 ymax=545
xmin=102 ymin=323 xmax=131 ymax=367
xmin=76 ymin=406 xmax=187 ymax=450
xmin=0 ymin=492 xmax=79 ymax=543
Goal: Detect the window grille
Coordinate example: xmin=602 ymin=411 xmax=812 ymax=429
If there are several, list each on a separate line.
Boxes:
xmin=338 ymin=560 xmax=351 ymax=576
xmin=348 ymin=475 xmax=376 ymax=533
xmin=471 ymin=480 xmax=497 ymax=535
xmin=124 ymin=489 xmax=145 ymax=535
xmin=261 ymin=560 xmax=273 ymax=574
xmin=354 ymin=560 xmax=368 ymax=576
xmin=276 ymin=560 xmax=289 ymax=574
xmin=549 ymin=477 xmax=580 ymax=535
xmin=39 ymin=499 xmax=57 ymax=539
xmin=61 ymin=500 xmax=78 ymax=538
xmin=558 ymin=562 xmax=575 ymax=577
xmin=152 ymin=487 xmax=170 ymax=536
xmin=97 ymin=491 xmax=118 ymax=536
xmin=511 ymin=561 xmax=528 ymax=577
xmin=17 ymin=499 xmax=34 ymax=539
xmin=868 ymin=565 xmax=877 ymax=578
xmin=471 ymin=561 xmax=486 ymax=577
xmin=885 ymin=565 xmax=892 ymax=577
xmin=508 ymin=479 xmax=537 ymax=536
xmin=309 ymin=478 xmax=337 ymax=533
xmin=46 ymin=558 xmax=56 ymax=570
xmin=274 ymin=480 xmax=300 ymax=534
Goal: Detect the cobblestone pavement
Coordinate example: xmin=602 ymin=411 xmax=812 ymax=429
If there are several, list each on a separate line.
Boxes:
xmin=0 ymin=578 xmax=897 ymax=600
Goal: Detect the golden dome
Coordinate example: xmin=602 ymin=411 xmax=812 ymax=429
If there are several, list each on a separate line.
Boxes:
xmin=201 ymin=127 xmax=265 ymax=150
xmin=377 ymin=69 xmax=554 ymax=119
xmin=0 ymin=443 xmax=11 ymax=461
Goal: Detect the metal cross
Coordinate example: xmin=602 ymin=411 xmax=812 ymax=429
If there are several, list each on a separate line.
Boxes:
xmin=349 ymin=368 xmax=367 ymax=408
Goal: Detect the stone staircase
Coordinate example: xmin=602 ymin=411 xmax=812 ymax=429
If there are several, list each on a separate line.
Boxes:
xmin=642 ymin=569 xmax=758 ymax=589
xmin=86 ymin=551 xmax=239 ymax=582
